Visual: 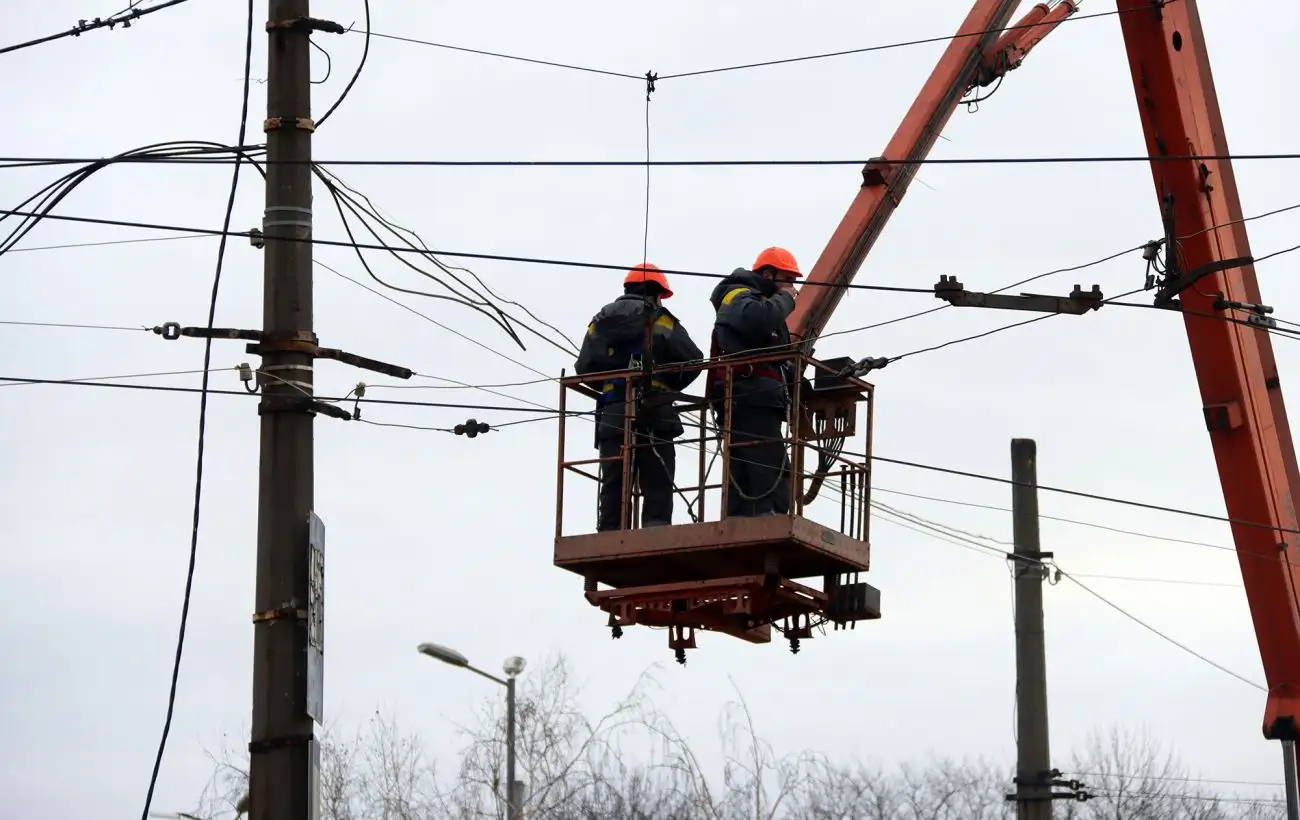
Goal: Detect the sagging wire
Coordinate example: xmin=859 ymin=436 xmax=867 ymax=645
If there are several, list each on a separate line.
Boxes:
xmin=312 ymin=170 xmax=528 ymax=347
xmin=315 ymin=0 xmax=368 ymax=128
xmin=311 ymin=165 xmax=578 ymax=356
xmin=0 ymin=142 xmax=265 ymax=258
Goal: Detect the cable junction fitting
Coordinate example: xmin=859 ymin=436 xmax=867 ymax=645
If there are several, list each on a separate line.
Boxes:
xmin=933 ymin=275 xmax=1104 ymax=315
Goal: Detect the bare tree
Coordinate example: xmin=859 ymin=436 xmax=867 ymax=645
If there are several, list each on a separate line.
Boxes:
xmin=1058 ymin=726 xmax=1286 ymax=820
xmin=191 ymin=667 xmax=1285 ymax=820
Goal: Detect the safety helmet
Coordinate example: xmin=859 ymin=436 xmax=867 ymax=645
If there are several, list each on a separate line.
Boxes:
xmin=624 ymin=262 xmax=673 ymax=298
xmin=752 ymin=246 xmax=803 ymax=278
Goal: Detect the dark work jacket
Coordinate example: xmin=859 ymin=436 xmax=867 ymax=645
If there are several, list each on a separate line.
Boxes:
xmin=574 ymin=294 xmax=703 ymax=442
xmin=708 ymin=268 xmax=796 ymax=410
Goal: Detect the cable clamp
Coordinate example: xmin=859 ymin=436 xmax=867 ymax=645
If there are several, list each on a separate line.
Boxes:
xmin=248 ymin=733 xmax=314 ymax=755
xmin=454 ymin=419 xmax=491 ymax=438
xmin=264 ymin=116 xmax=316 ymax=133
xmin=266 ymin=17 xmax=346 ymax=35
xmin=644 ymin=70 xmax=657 ymax=101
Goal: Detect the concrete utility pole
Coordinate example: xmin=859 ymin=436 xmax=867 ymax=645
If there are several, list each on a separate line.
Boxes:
xmin=1011 ymin=438 xmax=1053 ymax=820
xmin=249 ymin=2 xmax=320 ymax=819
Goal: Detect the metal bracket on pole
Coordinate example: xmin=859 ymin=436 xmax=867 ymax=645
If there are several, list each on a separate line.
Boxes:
xmin=934 ymin=276 xmax=1104 ymax=314
xmin=153 ymin=324 xmax=411 ymax=381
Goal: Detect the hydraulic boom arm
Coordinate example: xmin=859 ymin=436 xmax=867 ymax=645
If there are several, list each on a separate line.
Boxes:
xmin=787 ymin=0 xmax=1079 ymax=345
xmin=1117 ymin=0 xmax=1300 ymax=740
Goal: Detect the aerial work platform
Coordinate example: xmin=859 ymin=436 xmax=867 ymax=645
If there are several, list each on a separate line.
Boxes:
xmin=553 ymin=351 xmax=882 ymax=662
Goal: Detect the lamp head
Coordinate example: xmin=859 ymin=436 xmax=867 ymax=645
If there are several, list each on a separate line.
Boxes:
xmin=503 ymin=655 xmax=526 ymax=678
xmin=417 ymin=642 xmax=469 ymax=667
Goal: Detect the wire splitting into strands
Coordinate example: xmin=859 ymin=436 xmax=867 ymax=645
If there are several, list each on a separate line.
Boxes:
xmin=0 ymin=0 xmax=196 ymax=57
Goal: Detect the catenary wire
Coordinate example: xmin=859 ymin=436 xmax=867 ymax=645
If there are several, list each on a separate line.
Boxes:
xmin=0 ymin=0 xmax=195 ymax=57
xmin=138 ymin=5 xmax=254 ymax=816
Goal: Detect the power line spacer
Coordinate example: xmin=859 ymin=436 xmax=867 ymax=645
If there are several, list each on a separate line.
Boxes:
xmin=264 ymin=116 xmax=316 ymax=133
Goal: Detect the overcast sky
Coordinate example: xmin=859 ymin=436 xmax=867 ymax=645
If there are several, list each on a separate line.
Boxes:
xmin=2 ymin=0 xmax=1297 ymax=817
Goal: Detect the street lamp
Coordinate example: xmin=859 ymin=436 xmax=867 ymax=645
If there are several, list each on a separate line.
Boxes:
xmin=418 ymin=642 xmax=526 ymax=820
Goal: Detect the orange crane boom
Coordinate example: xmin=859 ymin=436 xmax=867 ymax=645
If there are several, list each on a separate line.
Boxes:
xmin=1116 ymin=0 xmax=1300 ymax=741
xmin=791 ymin=0 xmax=1300 ymax=740
xmin=787 ymin=0 xmax=1078 ymax=344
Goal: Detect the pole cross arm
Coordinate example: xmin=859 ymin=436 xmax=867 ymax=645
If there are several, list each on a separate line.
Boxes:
xmin=933 ymin=276 xmax=1104 ymax=315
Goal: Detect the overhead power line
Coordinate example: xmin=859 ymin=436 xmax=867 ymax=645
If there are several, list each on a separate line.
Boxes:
xmin=873 ymin=497 xmax=1261 ymax=692
xmin=0 ymin=0 xmax=195 ymax=57
xmin=0 ymin=374 xmax=566 ymax=414
xmin=362 ymin=29 xmax=642 ymax=80
xmin=8 ymin=206 xmax=1300 ymax=305
xmin=1056 ymin=569 xmax=1263 ymax=691
xmin=346 ymin=4 xmax=1146 ymax=83
xmin=8 ymin=151 xmax=1300 ymax=168
xmin=655 ymin=4 xmax=1158 ymax=81
xmin=138 ymin=2 xmax=255 ymax=819
xmin=9 ymin=368 xmax=1300 ymax=541
xmin=0 ymin=205 xmax=934 ymax=295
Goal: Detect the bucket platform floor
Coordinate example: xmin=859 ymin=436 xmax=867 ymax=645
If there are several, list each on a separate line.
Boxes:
xmin=554 ymin=514 xmax=871 ymax=589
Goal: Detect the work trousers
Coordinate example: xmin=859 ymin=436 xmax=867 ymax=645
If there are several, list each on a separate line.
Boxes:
xmin=720 ymin=402 xmax=791 ymax=518
xmin=597 ymin=431 xmax=676 ymax=531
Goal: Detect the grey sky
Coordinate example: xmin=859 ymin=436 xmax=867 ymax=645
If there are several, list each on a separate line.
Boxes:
xmin=1 ymin=0 xmax=1295 ymax=816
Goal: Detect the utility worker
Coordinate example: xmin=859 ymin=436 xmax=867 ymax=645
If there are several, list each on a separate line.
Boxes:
xmin=706 ymin=246 xmax=802 ymax=518
xmin=575 ymin=263 xmax=703 ymax=532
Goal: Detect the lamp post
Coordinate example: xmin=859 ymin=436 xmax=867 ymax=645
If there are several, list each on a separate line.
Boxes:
xmin=418 ymin=642 xmax=526 ymax=820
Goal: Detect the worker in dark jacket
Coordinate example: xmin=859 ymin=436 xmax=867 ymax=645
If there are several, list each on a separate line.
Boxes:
xmin=707 ymin=246 xmax=802 ymax=518
xmin=575 ymin=263 xmax=703 ymax=532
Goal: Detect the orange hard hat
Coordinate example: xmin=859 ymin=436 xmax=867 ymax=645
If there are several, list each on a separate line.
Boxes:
xmin=752 ymin=246 xmax=803 ymax=278
xmin=624 ymin=262 xmax=673 ymax=298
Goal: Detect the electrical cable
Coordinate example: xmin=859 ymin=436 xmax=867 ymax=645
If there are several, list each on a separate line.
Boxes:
xmin=313 ymin=166 xmax=578 ymax=356
xmin=12 ymin=365 xmax=1293 ymax=535
xmin=1056 ymin=569 xmax=1263 ymax=691
xmin=315 ymin=0 xmax=368 ymax=128
xmin=5 ymin=233 xmax=213 ymax=254
xmin=138 ymin=3 xmax=254 ymax=816
xmin=655 ymin=4 xmax=1165 ymax=81
xmin=11 ymin=151 xmax=1300 ymax=168
xmin=1066 ymin=573 xmax=1238 ymax=589
xmin=361 ymin=28 xmax=642 ymax=80
xmin=0 ymin=205 xmax=986 ymax=296
xmin=316 ymin=167 xmax=578 ymax=354
xmin=12 ymin=203 xmax=1299 ymax=310
xmin=313 ymin=258 xmax=552 ymax=379
xmin=0 ymin=0 xmax=196 ymax=57
xmin=0 ymin=374 xmax=568 ymax=413
xmin=871 ymin=486 xmax=1235 ymax=553
xmin=0 ymin=319 xmax=149 ymax=333
xmin=865 ymin=492 xmax=1261 ymax=690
